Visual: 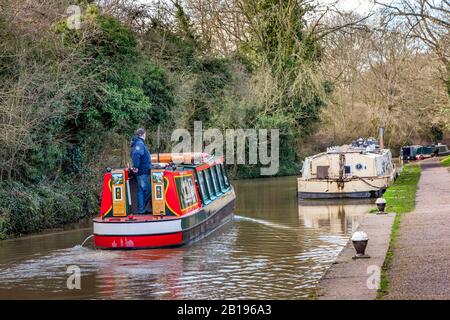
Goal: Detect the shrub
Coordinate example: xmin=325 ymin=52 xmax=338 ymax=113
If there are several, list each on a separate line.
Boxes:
xmin=0 ymin=180 xmax=98 ymax=237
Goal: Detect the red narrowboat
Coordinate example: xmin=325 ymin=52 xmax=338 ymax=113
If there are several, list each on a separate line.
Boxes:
xmin=93 ymin=153 xmax=236 ymax=249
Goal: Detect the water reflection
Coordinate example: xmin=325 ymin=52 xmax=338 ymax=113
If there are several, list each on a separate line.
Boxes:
xmin=0 ymin=176 xmax=375 ymax=299
xmin=298 ymin=199 xmax=374 ymax=234
xmin=95 ymin=249 xmax=188 ymax=299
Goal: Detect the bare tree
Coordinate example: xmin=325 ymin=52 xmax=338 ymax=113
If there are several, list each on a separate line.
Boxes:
xmin=375 ymin=0 xmax=449 ymax=97
xmin=316 ymin=15 xmax=449 ymax=149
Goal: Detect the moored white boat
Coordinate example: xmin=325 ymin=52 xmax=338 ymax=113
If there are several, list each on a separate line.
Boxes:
xmin=298 ymin=138 xmax=397 ymax=199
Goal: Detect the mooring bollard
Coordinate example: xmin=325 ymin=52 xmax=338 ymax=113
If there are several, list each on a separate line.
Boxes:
xmin=375 ymin=197 xmax=387 ymax=214
xmin=351 ymin=231 xmax=370 ymax=259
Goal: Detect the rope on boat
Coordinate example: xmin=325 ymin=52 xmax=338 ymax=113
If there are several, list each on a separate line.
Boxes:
xmin=355 ymin=177 xmax=384 ymax=190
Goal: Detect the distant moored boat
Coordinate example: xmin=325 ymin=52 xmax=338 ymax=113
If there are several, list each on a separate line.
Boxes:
xmin=297 ymin=138 xmax=397 ymax=199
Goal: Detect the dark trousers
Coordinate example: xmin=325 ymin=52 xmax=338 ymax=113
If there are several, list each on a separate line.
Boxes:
xmin=136 ymin=174 xmax=151 ymax=213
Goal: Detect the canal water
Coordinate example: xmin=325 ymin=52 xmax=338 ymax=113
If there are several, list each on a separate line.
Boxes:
xmin=0 ymin=176 xmax=374 ymax=299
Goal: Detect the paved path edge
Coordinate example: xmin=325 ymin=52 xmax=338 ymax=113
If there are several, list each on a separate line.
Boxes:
xmin=316 ymin=212 xmax=395 ymax=300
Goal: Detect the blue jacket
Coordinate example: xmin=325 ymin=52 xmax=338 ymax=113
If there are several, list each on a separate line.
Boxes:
xmin=130 ymin=136 xmax=151 ymax=175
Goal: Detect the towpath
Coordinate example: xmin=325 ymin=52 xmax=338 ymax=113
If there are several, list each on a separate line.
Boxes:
xmin=385 ymin=158 xmax=450 ymax=299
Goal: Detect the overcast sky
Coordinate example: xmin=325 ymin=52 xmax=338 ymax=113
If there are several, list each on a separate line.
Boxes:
xmin=135 ymin=0 xmax=386 ymax=16
xmin=323 ymin=0 xmax=377 ymax=14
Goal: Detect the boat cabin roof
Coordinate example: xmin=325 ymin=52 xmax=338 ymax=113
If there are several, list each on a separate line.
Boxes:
xmin=151 ymin=154 xmax=225 ymax=172
xmin=308 ymin=145 xmax=389 ymax=160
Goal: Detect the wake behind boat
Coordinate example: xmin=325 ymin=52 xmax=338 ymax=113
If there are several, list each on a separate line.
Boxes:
xmin=297 ymin=137 xmax=398 ymax=199
xmin=93 ymin=153 xmax=235 ymax=249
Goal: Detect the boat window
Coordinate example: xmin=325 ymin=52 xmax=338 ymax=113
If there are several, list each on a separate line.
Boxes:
xmin=197 ymin=170 xmax=210 ymax=203
xmin=345 ymin=165 xmax=351 ymax=175
xmin=316 ymin=166 xmax=329 ymax=179
xmin=208 ymin=167 xmax=220 ymax=195
xmin=220 ymin=166 xmax=227 ymax=190
xmin=204 ymin=169 xmax=217 ymax=198
xmin=213 ymin=165 xmax=225 ymax=192
xmin=220 ymin=164 xmax=230 ymax=187
xmin=220 ymin=166 xmax=228 ymax=190
xmin=175 ymin=175 xmax=198 ymax=210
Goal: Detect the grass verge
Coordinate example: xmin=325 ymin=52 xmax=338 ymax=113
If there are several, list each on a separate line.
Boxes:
xmin=376 ymin=164 xmax=421 ymax=299
xmin=441 ymin=155 xmax=450 ymax=167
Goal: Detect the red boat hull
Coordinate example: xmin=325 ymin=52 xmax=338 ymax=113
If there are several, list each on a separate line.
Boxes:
xmin=94 ymin=232 xmax=183 ymax=249
xmin=93 ymin=189 xmax=235 ymax=249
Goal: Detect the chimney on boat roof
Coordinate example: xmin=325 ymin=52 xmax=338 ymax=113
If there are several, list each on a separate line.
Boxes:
xmin=379 ymin=127 xmax=385 ymax=150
